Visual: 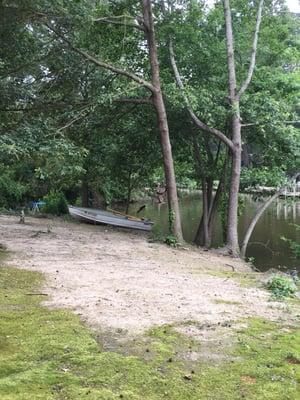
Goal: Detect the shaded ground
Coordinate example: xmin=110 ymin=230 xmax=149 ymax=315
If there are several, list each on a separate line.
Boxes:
xmin=0 ymin=214 xmax=297 ymax=344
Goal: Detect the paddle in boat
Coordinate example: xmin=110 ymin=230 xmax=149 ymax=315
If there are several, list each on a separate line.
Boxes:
xmin=68 ymin=205 xmax=154 ymax=232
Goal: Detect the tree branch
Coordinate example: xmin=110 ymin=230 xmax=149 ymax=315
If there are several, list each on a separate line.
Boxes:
xmin=57 ymin=105 xmax=93 ymax=132
xmin=223 ymin=0 xmax=237 ymax=101
xmin=168 ymin=39 xmax=235 ymax=152
xmin=237 ymin=0 xmax=264 ymax=99
xmin=44 ymin=23 xmax=155 ymax=93
xmin=94 ymin=15 xmax=145 ymax=31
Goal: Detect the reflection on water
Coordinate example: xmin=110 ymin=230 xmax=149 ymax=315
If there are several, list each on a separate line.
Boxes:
xmin=128 ymin=193 xmax=300 ymax=272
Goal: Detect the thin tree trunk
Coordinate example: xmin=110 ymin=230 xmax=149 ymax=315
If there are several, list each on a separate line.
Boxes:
xmin=240 ymin=190 xmax=282 ymax=258
xmin=241 ymin=144 xmax=251 ymax=167
xmin=208 ymin=174 xmax=224 ymax=226
xmin=125 ymin=173 xmax=132 ymax=214
xmin=81 ymin=179 xmax=89 ymax=207
xmin=226 ymin=144 xmax=241 ymax=254
xmin=142 ymin=0 xmax=183 ymax=240
xmin=194 ymin=215 xmax=204 ymax=246
xmin=194 ymin=163 xmax=227 ymax=247
xmin=191 ymin=129 xmax=208 ymax=246
xmin=202 ymin=180 xmax=210 ymax=246
xmin=191 ymin=129 xmax=221 ymax=247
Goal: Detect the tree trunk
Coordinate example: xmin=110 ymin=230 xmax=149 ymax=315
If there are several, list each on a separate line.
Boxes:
xmin=91 ymin=189 xmax=106 ymax=209
xmin=224 ymin=0 xmax=241 ymax=255
xmin=226 ymin=116 xmax=242 ymax=255
xmin=81 ymin=179 xmax=89 ymax=207
xmin=142 ymin=0 xmax=183 ymax=240
xmin=201 ymin=179 xmax=210 ymax=246
xmin=194 ymin=171 xmax=225 ymax=247
xmin=226 ymin=148 xmax=241 ymax=254
xmin=241 ymin=144 xmax=251 ymax=167
xmin=193 ymin=180 xmax=211 ymax=247
xmin=125 ymin=173 xmax=132 ymax=214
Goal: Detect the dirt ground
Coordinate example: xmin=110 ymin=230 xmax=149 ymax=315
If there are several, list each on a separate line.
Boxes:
xmin=0 ymin=215 xmax=297 ymax=344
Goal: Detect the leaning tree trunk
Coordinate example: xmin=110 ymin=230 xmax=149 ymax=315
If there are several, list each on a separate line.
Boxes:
xmin=194 ymin=179 xmax=211 ymax=247
xmin=240 ymin=190 xmax=283 ymax=258
xmin=142 ymin=0 xmax=183 ymax=240
xmin=201 ymin=179 xmax=210 ymax=246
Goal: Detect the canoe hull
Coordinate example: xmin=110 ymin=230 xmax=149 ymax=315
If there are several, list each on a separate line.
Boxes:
xmin=68 ymin=206 xmax=153 ymax=232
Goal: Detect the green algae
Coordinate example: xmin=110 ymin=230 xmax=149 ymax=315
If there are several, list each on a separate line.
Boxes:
xmin=0 ymin=266 xmax=299 ymax=400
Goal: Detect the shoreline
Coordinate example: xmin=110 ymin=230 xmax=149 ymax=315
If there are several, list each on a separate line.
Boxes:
xmin=0 ymin=214 xmax=297 ymax=339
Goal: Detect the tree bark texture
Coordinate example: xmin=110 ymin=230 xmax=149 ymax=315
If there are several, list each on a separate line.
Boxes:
xmin=224 ymin=0 xmax=241 ymax=255
xmin=224 ymin=0 xmax=264 ymax=254
xmin=142 ymin=0 xmax=183 ymax=240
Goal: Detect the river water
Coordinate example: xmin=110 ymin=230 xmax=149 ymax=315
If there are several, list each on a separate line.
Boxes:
xmin=128 ymin=193 xmax=300 ymax=272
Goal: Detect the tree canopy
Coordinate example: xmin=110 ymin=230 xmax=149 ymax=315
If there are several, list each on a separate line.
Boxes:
xmin=0 ymin=0 xmax=299 ymax=250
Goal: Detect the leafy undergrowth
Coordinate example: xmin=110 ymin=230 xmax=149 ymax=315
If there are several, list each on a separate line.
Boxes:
xmin=0 ymin=266 xmax=299 ymax=400
xmin=267 ymin=275 xmax=298 ymax=300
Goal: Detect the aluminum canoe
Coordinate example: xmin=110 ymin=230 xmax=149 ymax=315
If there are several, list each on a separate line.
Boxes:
xmin=68 ymin=205 xmax=153 ymax=232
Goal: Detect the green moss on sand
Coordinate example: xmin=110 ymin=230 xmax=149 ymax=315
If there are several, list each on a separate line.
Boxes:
xmin=206 ymin=270 xmax=260 ymax=287
xmin=214 ymin=299 xmax=241 ymax=305
xmin=0 ymin=266 xmax=299 ymax=399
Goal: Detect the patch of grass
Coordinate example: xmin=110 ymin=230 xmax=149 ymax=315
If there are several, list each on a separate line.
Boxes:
xmin=205 ymin=270 xmax=259 ymax=287
xmin=0 ymin=266 xmax=300 ymax=399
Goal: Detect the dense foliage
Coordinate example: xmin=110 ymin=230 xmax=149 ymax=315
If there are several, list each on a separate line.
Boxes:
xmin=42 ymin=191 xmax=69 ymax=216
xmin=0 ymin=0 xmax=299 ymax=246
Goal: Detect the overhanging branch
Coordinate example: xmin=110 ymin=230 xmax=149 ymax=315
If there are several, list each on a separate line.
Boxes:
xmin=45 ymin=23 xmax=155 ymax=93
xmin=168 ymin=39 xmax=235 ymax=152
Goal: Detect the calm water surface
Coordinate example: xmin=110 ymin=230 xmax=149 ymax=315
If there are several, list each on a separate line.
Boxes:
xmin=128 ymin=194 xmax=300 ymax=272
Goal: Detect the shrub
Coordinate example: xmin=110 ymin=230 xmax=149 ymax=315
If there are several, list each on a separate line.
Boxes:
xmin=0 ymin=166 xmax=26 ymax=208
xmin=165 ymin=235 xmax=179 ymax=248
xmin=266 ymin=275 xmax=297 ymax=300
xmin=42 ymin=191 xmax=69 ymax=216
